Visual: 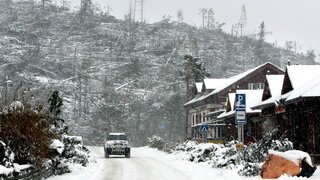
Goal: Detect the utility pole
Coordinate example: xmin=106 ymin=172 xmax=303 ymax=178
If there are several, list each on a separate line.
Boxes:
xmin=184 ymin=55 xmax=193 ymax=140
xmin=141 ymin=0 xmax=144 ymax=22
xmin=238 ymin=5 xmax=247 ymax=37
xmin=5 ymin=77 xmax=13 ymax=106
xmin=133 ymin=0 xmax=144 ymax=22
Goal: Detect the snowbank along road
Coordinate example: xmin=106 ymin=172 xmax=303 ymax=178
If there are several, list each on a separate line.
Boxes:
xmin=48 ymin=146 xmax=320 ymax=180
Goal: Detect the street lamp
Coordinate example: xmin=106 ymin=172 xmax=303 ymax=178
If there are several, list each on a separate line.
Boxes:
xmin=5 ymin=79 xmax=13 ymax=106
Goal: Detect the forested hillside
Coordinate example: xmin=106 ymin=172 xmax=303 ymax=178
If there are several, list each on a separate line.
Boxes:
xmin=0 ymin=0 xmax=316 ymax=146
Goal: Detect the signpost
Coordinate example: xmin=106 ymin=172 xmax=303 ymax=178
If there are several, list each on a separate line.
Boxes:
xmin=159 ymin=122 xmax=165 ymax=129
xmin=235 ymin=93 xmax=246 ymax=143
xmin=200 ymin=124 xmax=208 ymax=132
xmin=200 ymin=124 xmax=208 ymax=143
xmin=235 ymin=93 xmax=246 ymax=164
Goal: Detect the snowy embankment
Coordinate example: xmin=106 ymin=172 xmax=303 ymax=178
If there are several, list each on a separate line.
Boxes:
xmin=46 ymin=145 xmax=320 ymax=180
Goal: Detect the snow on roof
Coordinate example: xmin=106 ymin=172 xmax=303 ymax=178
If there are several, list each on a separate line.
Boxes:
xmin=109 ymin=132 xmax=126 ymax=135
xmin=185 ymin=62 xmax=281 ymax=106
xmin=252 ymin=75 xmax=285 ymax=109
xmin=286 ymin=73 xmax=320 ymax=102
xmin=252 ymin=95 xmax=280 ymax=110
xmin=228 ymin=93 xmax=236 ymax=111
xmin=254 ymin=65 xmax=320 ymax=108
xmin=236 ymin=89 xmax=263 ymax=113
xmin=217 ymin=110 xmax=234 ymax=119
xmin=203 ymin=78 xmax=228 ymax=90
xmin=268 ymin=149 xmax=313 ymax=166
xmin=211 ymin=62 xmax=280 ymax=94
xmin=287 ymin=65 xmax=320 ymax=90
xmin=204 ymin=110 xmax=225 ymax=117
xmin=266 ymin=75 xmax=284 ymax=97
xmin=184 ymin=96 xmax=198 ymax=106
xmin=217 ymin=89 xmax=263 ymax=118
xmin=196 ymin=82 xmax=203 ymax=93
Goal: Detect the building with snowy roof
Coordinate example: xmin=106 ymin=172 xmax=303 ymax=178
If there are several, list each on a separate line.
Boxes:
xmin=184 ymin=62 xmax=284 ymax=141
xmin=252 ymin=64 xmax=320 ymax=163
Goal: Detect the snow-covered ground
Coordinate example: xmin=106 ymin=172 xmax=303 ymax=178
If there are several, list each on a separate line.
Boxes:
xmin=47 ymin=146 xmax=320 ymax=180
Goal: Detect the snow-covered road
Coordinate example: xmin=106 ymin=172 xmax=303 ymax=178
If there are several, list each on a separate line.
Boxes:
xmin=88 ymin=146 xmax=251 ymax=180
xmin=89 ymin=146 xmax=198 ymax=180
xmin=48 ymin=146 xmax=320 ymax=180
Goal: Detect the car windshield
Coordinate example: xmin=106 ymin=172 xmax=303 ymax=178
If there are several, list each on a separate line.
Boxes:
xmin=108 ymin=134 xmax=128 ymax=141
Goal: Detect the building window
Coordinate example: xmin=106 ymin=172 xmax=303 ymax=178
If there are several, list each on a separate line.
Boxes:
xmin=196 ymin=113 xmax=199 ymax=124
xmin=248 ymin=83 xmax=264 ymax=90
xmin=192 ymin=114 xmax=195 ymax=125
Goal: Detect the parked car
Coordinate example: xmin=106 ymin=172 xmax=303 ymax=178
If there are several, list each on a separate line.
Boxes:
xmin=104 ymin=132 xmax=131 ymax=158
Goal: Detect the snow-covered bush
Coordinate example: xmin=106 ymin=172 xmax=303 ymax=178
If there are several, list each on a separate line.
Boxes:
xmin=239 ymin=128 xmax=293 ymax=176
xmin=50 ymin=139 xmax=65 ymax=155
xmin=189 ymin=143 xmax=216 ymax=163
xmin=51 ymin=135 xmax=90 ymax=175
xmin=209 ymin=141 xmax=238 ymax=168
xmin=50 ymin=118 xmax=68 ymax=135
xmin=0 ymin=141 xmax=14 ymax=168
xmin=0 ymin=141 xmax=33 ymax=179
xmin=174 ymin=140 xmax=238 ymax=167
xmin=61 ymin=135 xmax=90 ymax=166
xmin=243 ymin=128 xmax=293 ymax=163
xmin=147 ymin=136 xmax=179 ymax=153
xmin=238 ymin=162 xmax=260 ymax=177
xmin=147 ymin=135 xmax=165 ymax=150
xmin=170 ymin=130 xmax=294 ymax=177
xmin=0 ymin=141 xmax=15 ymax=179
xmin=175 ymin=140 xmax=197 ymax=152
xmin=0 ymin=103 xmax=59 ymax=166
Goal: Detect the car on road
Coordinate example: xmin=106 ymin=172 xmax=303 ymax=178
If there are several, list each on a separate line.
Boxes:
xmin=104 ymin=132 xmax=131 ymax=158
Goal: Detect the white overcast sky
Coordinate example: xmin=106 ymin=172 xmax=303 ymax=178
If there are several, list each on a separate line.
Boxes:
xmin=69 ymin=0 xmax=320 ymax=56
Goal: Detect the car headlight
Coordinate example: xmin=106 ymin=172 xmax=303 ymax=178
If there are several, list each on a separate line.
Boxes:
xmin=124 ymin=143 xmax=130 ymax=148
xmin=105 ymin=143 xmax=112 ymax=148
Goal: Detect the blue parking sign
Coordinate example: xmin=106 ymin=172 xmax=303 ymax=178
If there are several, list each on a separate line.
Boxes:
xmin=235 ymin=94 xmax=246 ymax=125
xmin=235 ymin=94 xmax=246 ymax=109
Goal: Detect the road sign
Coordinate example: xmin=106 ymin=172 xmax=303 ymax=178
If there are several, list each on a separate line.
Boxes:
xmin=236 ymin=109 xmax=247 ymax=124
xmin=159 ymin=122 xmax=165 ymax=129
xmin=200 ymin=124 xmax=208 ymax=132
xmin=235 ymin=93 xmax=246 ymax=144
xmin=235 ymin=93 xmax=247 ymax=125
xmin=235 ymin=94 xmax=246 ymax=109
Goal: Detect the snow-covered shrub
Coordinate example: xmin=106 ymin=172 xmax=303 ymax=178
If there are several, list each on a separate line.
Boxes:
xmin=50 ymin=139 xmax=65 ymax=155
xmin=174 ymin=140 xmax=237 ymax=166
xmin=147 ymin=135 xmax=165 ymax=150
xmin=189 ymin=143 xmax=216 ymax=163
xmin=0 ymin=141 xmax=14 ymax=168
xmin=175 ymin=140 xmax=197 ymax=152
xmin=209 ymin=141 xmax=238 ymax=168
xmin=243 ymin=128 xmax=293 ymax=163
xmin=54 ymin=159 xmax=71 ymax=175
xmin=0 ymin=142 xmax=34 ymax=179
xmin=0 ymin=103 xmax=59 ymax=166
xmin=51 ymin=135 xmax=90 ymax=174
xmin=0 ymin=141 xmax=15 ymax=179
xmin=238 ymin=128 xmax=293 ymax=177
xmin=238 ymin=162 xmax=260 ymax=176
xmin=162 ymin=141 xmax=180 ymax=153
xmin=61 ymin=135 xmax=90 ymax=166
xmin=50 ymin=118 xmax=68 ymax=135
